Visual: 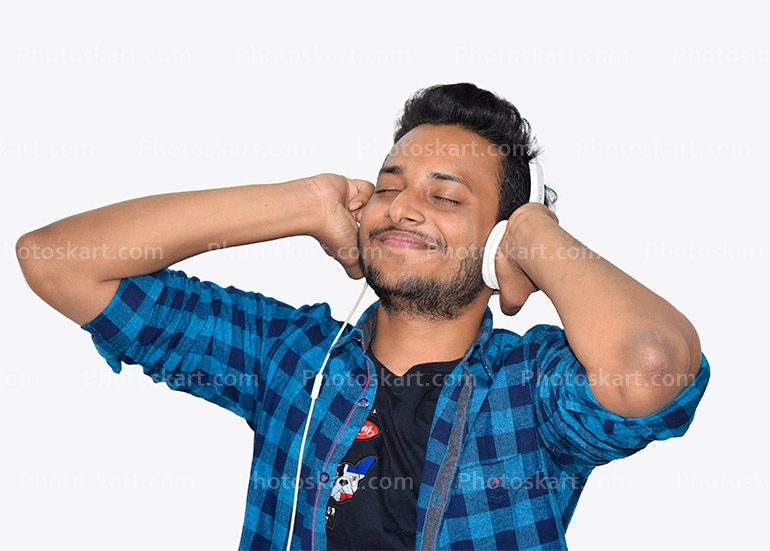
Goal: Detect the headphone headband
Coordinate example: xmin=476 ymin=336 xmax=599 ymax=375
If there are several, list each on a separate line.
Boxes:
xmin=529 ymin=158 xmax=557 ymax=213
xmin=529 ymin=158 xmax=546 ymax=204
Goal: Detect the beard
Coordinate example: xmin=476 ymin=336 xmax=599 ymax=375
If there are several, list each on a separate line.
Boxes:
xmin=357 ymin=234 xmax=486 ymax=321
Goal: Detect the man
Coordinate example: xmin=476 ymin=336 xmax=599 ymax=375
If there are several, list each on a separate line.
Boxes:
xmin=16 ymin=83 xmax=710 ymax=550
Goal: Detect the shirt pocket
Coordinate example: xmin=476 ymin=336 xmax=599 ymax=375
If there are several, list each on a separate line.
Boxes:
xmin=448 ymin=458 xmax=518 ymax=516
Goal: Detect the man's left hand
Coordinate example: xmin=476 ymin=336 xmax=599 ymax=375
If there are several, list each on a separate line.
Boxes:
xmin=493 ymin=203 xmax=560 ymax=316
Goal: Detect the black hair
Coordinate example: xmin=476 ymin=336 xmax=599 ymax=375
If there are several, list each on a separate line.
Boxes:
xmin=393 ymin=83 xmax=542 ymax=222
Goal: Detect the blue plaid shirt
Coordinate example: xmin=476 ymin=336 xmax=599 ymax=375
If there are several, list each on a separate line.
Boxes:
xmin=81 ymin=268 xmax=710 ymax=550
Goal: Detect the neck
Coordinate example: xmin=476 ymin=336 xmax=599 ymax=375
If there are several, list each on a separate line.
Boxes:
xmin=370 ymin=294 xmax=489 ymax=376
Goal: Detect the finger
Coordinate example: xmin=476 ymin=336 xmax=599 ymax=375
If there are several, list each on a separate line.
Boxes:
xmin=352 ymin=179 xmax=375 ymax=196
xmin=346 ymin=264 xmax=364 ymax=280
xmin=498 ymin=286 xmax=526 ymax=316
xmin=349 ymin=179 xmax=374 ymax=207
xmin=337 ymin=232 xmax=363 ymax=279
xmin=343 ymin=252 xmax=363 ymax=279
xmin=543 ymin=207 xmax=559 ymax=225
xmin=499 ymin=296 xmax=522 ymax=317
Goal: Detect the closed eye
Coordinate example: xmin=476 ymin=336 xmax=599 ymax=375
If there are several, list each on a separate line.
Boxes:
xmin=375 ymin=189 xmax=460 ymax=206
xmin=436 ymin=196 xmax=460 ymax=205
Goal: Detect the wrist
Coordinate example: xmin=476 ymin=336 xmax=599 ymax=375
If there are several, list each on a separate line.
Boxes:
xmin=285 ymin=177 xmax=326 ymax=239
xmin=508 ymin=203 xmax=557 ymax=240
xmin=505 ymin=203 xmax=560 ymax=272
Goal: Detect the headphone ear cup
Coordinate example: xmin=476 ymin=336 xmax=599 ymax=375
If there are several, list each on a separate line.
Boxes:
xmin=482 ymin=220 xmax=509 ymax=290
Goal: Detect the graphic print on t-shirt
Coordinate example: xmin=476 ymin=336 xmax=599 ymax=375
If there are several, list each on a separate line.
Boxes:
xmin=325 ymin=352 xmax=462 ymax=546
xmin=326 ymin=414 xmax=381 ymax=531
xmin=355 ymin=419 xmax=380 ymax=441
xmin=330 ymin=455 xmax=376 ymax=503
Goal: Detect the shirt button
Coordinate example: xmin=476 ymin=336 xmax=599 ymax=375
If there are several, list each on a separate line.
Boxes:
xmin=490 ymin=477 xmax=500 ymax=488
xmin=320 ymin=472 xmax=330 ymax=483
xmin=358 ymin=398 xmax=369 ymax=408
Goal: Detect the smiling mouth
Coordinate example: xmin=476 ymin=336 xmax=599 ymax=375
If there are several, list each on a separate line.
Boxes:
xmin=378 ymin=231 xmax=437 ymax=250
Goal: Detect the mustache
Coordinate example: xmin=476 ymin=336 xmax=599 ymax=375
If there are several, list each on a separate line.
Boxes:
xmin=369 ymin=226 xmax=444 ymax=252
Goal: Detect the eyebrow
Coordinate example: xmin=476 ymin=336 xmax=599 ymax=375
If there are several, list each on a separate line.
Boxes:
xmin=379 ymin=164 xmax=474 ymax=193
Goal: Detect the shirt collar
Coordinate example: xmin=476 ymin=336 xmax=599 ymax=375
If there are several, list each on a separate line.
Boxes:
xmin=336 ymin=300 xmax=496 ymax=380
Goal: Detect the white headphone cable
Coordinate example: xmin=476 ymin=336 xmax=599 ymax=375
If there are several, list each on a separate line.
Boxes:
xmin=285 ymin=278 xmax=370 ymax=550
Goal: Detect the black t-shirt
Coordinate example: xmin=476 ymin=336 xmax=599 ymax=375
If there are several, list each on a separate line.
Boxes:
xmin=325 ymin=349 xmax=462 ymax=550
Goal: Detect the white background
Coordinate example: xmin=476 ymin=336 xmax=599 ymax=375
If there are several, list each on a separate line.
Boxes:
xmin=2 ymin=1 xmax=768 ymax=549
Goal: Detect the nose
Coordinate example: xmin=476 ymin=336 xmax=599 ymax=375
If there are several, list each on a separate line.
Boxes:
xmin=386 ymin=188 xmax=426 ymax=225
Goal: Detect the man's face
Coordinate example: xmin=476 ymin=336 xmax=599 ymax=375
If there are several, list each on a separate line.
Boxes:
xmin=357 ymin=123 xmax=502 ymax=320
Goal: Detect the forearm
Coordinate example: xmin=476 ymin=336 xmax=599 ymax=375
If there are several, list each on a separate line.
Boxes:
xmin=511 ymin=206 xmax=701 ymax=415
xmin=17 ymin=177 xmax=320 ymax=282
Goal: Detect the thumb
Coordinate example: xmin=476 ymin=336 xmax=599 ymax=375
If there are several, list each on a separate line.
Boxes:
xmin=348 ymin=179 xmax=374 ymax=208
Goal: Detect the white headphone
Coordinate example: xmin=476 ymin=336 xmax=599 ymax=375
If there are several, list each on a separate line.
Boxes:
xmin=481 ymin=158 xmax=557 ymax=290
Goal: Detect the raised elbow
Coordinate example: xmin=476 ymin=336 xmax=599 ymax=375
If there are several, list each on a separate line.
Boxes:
xmin=16 ymin=230 xmax=56 ymax=294
xmin=614 ymin=335 xmax=696 ymax=417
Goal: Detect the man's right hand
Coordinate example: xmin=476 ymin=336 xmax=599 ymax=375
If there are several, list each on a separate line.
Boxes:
xmin=306 ymin=173 xmax=374 ymax=280
xmin=17 ymin=172 xmax=374 ymax=326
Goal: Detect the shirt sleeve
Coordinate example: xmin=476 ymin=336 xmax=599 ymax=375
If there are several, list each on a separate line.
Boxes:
xmin=80 ymin=268 xmax=307 ymax=423
xmin=522 ymin=323 xmax=711 ymax=474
